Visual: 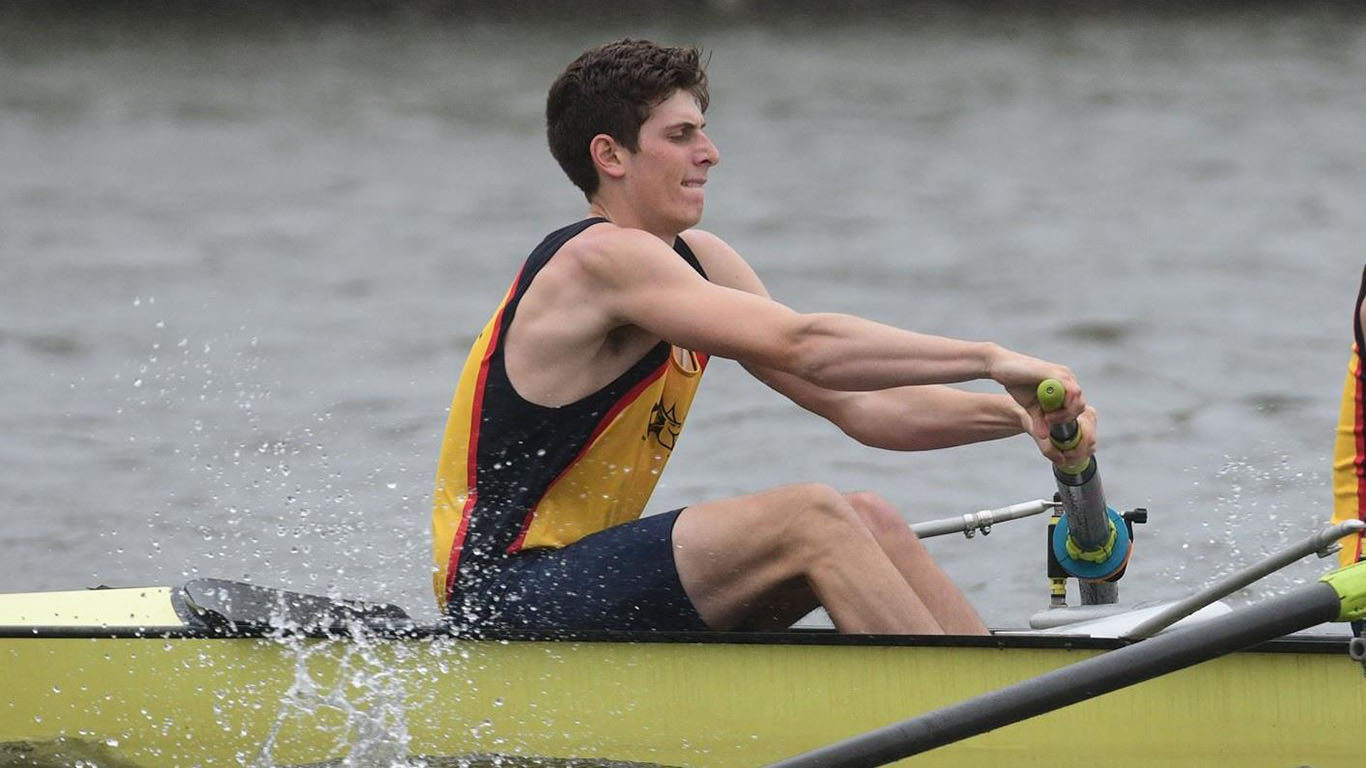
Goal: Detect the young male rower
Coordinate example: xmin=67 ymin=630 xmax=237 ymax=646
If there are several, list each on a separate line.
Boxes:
xmin=432 ymin=39 xmax=1097 ymax=635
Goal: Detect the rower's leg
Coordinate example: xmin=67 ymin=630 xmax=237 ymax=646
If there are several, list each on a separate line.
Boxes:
xmin=730 ymin=576 xmax=821 ymax=631
xmin=699 ymin=490 xmax=988 ymax=634
xmin=844 ymin=491 xmax=988 ymax=635
xmin=672 ymin=483 xmax=949 ymax=634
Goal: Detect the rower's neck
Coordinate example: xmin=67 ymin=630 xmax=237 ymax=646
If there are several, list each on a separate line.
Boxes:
xmin=587 ymin=199 xmax=677 ymax=245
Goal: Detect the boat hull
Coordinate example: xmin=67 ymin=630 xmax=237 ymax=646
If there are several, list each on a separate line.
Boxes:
xmin=4 ymin=631 xmax=1362 ymax=766
xmin=2 ymin=582 xmax=1362 ymax=767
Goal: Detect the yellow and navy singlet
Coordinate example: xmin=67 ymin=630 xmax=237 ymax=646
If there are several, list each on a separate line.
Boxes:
xmin=431 ymin=218 xmax=710 ymax=610
xmin=1332 ymin=264 xmax=1366 ymax=568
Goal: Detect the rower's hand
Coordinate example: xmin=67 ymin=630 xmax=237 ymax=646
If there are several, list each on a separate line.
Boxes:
xmin=986 ymin=345 xmax=1095 ymax=464
xmin=1024 ymin=404 xmax=1098 ymax=467
xmin=987 ymin=346 xmax=1084 ymax=424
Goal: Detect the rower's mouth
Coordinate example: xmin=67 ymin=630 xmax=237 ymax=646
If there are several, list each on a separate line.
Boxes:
xmin=682 ymin=178 xmax=707 ymax=189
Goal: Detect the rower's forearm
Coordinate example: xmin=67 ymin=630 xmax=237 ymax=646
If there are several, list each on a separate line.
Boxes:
xmin=791 ymin=313 xmax=998 ymax=392
xmin=840 ymin=387 xmax=1027 ymax=451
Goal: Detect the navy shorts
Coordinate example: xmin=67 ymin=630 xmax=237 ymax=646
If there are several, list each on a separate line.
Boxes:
xmin=450 ymin=508 xmax=710 ymax=632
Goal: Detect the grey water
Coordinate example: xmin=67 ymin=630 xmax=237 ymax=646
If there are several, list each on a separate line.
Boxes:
xmin=3 ymin=4 xmax=1365 ymax=628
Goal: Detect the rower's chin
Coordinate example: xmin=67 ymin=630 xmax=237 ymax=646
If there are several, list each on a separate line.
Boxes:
xmin=678 ymin=206 xmax=704 ymax=229
xmin=679 ymin=191 xmax=705 ymax=222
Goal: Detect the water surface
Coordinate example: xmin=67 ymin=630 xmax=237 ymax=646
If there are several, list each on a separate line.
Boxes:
xmin=3 ymin=6 xmax=1364 ymax=626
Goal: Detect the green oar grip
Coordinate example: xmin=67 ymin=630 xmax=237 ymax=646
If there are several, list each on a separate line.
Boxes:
xmin=1323 ymin=560 xmax=1366 ymax=622
xmin=1036 ymin=379 xmax=1082 ymax=453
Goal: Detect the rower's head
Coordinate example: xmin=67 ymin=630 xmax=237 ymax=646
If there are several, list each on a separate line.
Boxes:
xmin=547 ymin=39 xmax=719 ymax=230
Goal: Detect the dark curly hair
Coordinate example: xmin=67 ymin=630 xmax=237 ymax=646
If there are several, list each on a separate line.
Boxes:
xmin=546 ymin=39 xmax=710 ymax=198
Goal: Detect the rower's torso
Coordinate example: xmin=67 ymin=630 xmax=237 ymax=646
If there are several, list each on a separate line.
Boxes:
xmin=430 ymin=218 xmax=719 ymax=603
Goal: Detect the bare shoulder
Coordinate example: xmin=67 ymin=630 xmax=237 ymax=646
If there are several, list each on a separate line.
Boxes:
xmin=677 ymin=228 xmax=739 ymax=263
xmin=559 ymin=223 xmax=686 ymax=282
xmin=680 ymin=228 xmax=767 ymax=295
xmin=571 ymin=221 xmax=657 ymax=253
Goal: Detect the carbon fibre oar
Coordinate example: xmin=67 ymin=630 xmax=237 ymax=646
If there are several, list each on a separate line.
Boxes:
xmin=766 ymin=561 xmax=1366 ymax=768
xmin=1037 ymin=378 xmax=1126 ymax=604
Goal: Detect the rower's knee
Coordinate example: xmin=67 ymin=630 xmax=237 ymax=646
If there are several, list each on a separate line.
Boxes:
xmin=845 ymin=491 xmax=908 ymax=536
xmin=785 ymin=483 xmax=873 ymax=550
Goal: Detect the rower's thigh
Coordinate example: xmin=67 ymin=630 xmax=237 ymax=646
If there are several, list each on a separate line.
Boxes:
xmin=672 ymin=483 xmax=866 ymax=628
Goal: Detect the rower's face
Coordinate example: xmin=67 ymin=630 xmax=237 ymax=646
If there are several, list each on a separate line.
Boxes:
xmin=623 ymin=90 xmax=720 ymax=230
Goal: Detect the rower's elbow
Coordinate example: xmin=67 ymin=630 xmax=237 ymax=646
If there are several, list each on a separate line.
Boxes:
xmin=783 ymin=314 xmax=838 ymax=385
xmin=832 ymin=396 xmax=929 ymax=451
xmin=832 ymin=398 xmax=884 ymax=447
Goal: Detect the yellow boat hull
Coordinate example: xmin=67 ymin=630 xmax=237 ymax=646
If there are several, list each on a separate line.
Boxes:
xmin=1 ymin=585 xmax=1361 ymax=767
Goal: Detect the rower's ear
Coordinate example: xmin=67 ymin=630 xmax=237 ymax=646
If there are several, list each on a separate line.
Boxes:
xmin=589 ymin=134 xmax=628 ymax=181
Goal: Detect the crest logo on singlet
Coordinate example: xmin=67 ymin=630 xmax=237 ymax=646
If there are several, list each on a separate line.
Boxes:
xmin=648 ymin=402 xmax=682 ymax=450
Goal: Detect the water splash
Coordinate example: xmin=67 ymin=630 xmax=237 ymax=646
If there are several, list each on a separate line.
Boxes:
xmin=249 ymin=623 xmax=413 ymax=767
xmin=99 ymin=308 xmax=422 ymax=613
xmin=1159 ymin=453 xmax=1330 ymax=605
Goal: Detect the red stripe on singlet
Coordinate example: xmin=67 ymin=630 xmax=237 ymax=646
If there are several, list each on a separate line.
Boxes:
xmin=505 ymin=360 xmax=671 ymax=554
xmin=444 ymin=270 xmax=524 ymax=598
xmin=1354 ymin=355 xmax=1366 ymax=562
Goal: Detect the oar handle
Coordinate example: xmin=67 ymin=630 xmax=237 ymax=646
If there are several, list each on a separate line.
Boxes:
xmin=1036 ymin=378 xmax=1081 ymax=451
xmin=1037 ymin=380 xmax=1121 ymax=603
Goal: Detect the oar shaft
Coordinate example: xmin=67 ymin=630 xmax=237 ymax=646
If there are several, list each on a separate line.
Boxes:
xmin=1053 ymin=458 xmax=1110 ymax=549
xmin=1123 ymin=520 xmax=1366 ymax=640
xmin=766 ymin=581 xmax=1345 ymax=768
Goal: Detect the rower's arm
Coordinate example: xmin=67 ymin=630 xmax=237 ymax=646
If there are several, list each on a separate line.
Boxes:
xmin=750 ymin=369 xmax=1029 ymax=451
xmin=580 ymin=227 xmax=1073 ymax=402
xmin=671 ymin=229 xmax=1031 ymax=451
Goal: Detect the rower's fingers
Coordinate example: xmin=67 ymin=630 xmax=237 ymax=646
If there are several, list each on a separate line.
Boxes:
xmin=1025 ymin=407 xmax=1052 ymax=441
xmin=1043 ymin=383 xmax=1086 ymax=425
xmin=1038 ymin=441 xmax=1065 ymax=464
xmin=1036 ymin=434 xmax=1072 ymax=466
xmin=1056 ymin=407 xmax=1099 ymax=464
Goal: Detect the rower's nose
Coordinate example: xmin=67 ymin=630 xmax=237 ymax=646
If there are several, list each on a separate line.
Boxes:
xmin=698 ymin=131 xmax=720 ymax=168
